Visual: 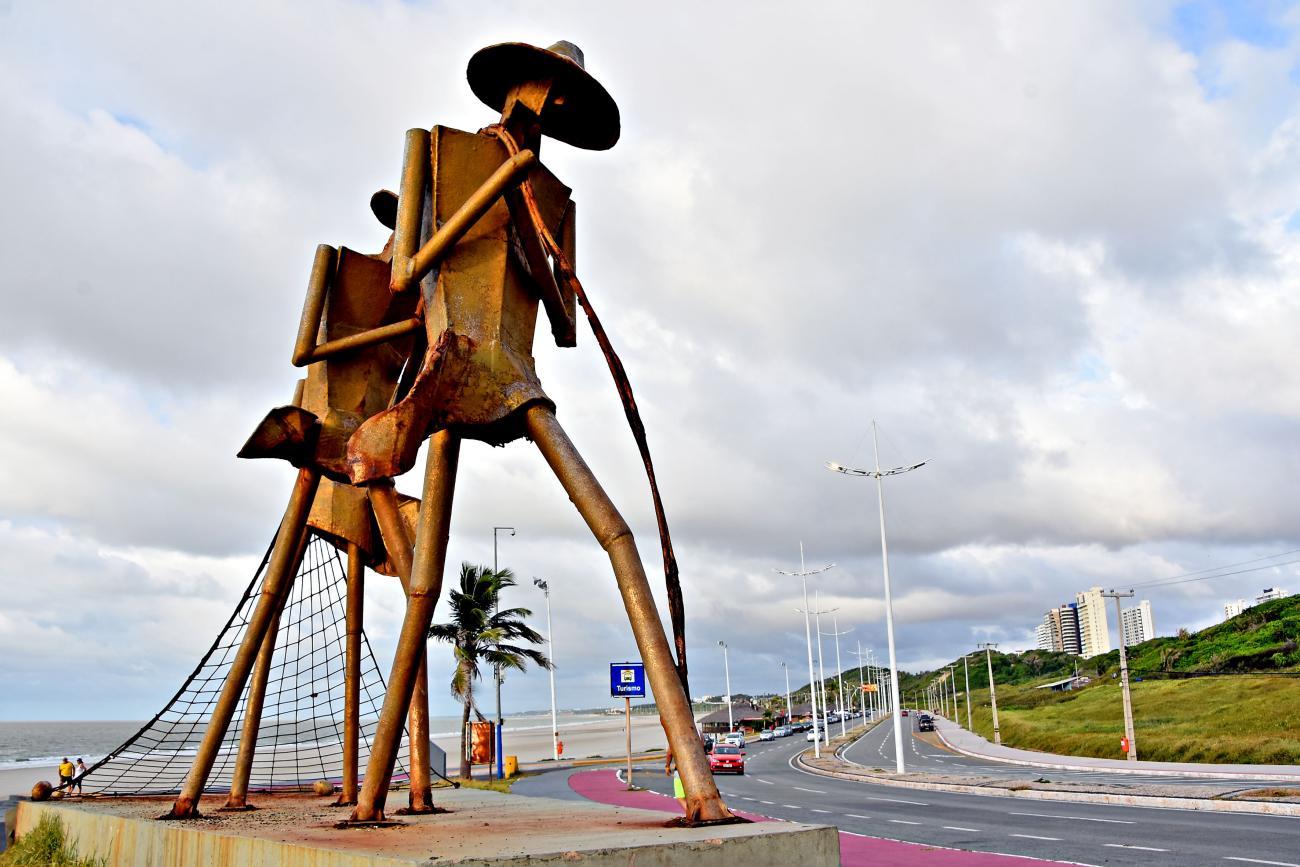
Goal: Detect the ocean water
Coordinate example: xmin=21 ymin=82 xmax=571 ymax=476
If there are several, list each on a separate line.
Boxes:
xmin=0 ymin=712 xmax=611 ymax=770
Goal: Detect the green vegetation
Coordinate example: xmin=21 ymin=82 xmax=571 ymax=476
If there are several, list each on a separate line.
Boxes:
xmin=962 ymin=674 xmax=1300 ymax=764
xmin=1 ymin=814 xmax=104 ymax=867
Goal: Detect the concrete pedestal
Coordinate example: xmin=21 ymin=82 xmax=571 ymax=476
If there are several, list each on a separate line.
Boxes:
xmin=14 ymin=788 xmax=838 ymax=865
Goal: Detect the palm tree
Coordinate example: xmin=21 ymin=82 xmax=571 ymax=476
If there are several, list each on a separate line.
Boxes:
xmin=428 ymin=563 xmax=552 ymax=779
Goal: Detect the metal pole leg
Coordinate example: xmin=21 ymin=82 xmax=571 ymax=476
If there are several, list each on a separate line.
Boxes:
xmin=338 ymin=542 xmax=365 ymax=805
xmin=224 ymin=527 xmax=311 ymax=810
xmin=369 ymin=481 xmax=435 ymax=812
xmin=167 ymin=466 xmax=321 ymax=819
xmin=351 ymin=430 xmax=460 ymax=822
xmin=525 ymin=405 xmax=733 ymax=824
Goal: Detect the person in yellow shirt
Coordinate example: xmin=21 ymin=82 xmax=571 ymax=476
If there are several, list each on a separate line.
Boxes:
xmin=58 ymin=758 xmax=75 ymax=793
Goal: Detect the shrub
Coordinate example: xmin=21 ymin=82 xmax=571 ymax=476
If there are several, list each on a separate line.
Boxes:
xmin=0 ymin=814 xmax=103 ymax=866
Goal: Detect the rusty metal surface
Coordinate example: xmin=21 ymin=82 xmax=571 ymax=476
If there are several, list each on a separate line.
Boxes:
xmin=164 ymin=39 xmax=732 ymax=829
xmin=168 ymin=466 xmax=321 ymax=819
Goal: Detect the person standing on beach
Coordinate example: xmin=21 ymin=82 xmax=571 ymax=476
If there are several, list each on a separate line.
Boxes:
xmin=74 ymin=758 xmax=88 ymax=795
xmin=58 ymin=758 xmax=74 ymax=794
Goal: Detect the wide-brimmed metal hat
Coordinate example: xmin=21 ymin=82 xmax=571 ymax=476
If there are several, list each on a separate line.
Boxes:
xmin=467 ymin=40 xmax=620 ymax=151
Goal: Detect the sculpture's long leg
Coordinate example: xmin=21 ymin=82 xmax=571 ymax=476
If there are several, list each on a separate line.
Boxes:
xmin=524 ymin=405 xmax=733 ymax=824
xmin=337 ymin=541 xmax=365 ymax=805
xmin=223 ymin=526 xmax=312 ymax=810
xmin=167 ymin=467 xmax=321 ymax=819
xmin=351 ymin=430 xmax=460 ymax=822
xmin=369 ymin=481 xmax=435 ymax=812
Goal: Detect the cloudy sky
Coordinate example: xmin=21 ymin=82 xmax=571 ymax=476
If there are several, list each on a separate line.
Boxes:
xmin=3 ymin=0 xmax=1300 ymax=722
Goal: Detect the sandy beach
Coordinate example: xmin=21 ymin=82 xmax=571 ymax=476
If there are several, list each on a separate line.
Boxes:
xmin=0 ymin=713 xmax=668 ymax=798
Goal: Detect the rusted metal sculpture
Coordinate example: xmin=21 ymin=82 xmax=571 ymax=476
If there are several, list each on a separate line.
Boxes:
xmin=166 ymin=39 xmax=733 ymax=827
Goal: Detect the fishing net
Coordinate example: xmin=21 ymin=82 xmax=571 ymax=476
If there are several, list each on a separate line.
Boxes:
xmin=76 ymin=532 xmax=409 ymax=796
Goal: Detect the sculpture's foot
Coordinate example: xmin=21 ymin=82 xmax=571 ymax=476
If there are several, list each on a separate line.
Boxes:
xmin=330 ymin=798 xmax=357 ymax=808
xmin=663 ymin=815 xmax=752 ymax=829
xmin=394 ymin=804 xmax=449 ymax=816
xmin=217 ymin=803 xmax=259 ymax=812
xmin=334 ymin=819 xmax=407 ymax=829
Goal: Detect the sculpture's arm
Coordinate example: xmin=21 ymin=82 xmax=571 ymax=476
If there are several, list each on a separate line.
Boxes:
xmin=389 ymin=127 xmax=537 ymax=295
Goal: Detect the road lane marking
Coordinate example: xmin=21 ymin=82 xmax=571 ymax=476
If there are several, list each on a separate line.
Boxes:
xmin=811 ymin=809 xmax=831 ymax=813
xmin=740 ymin=797 xmax=755 ymax=801
xmin=1224 ymin=859 xmax=1300 ymax=867
xmin=864 ymin=795 xmax=929 ymax=806
xmin=783 ymin=804 xmax=802 ymax=809
xmin=944 ymin=826 xmax=982 ymax=832
xmin=846 ymin=814 xmax=872 ymax=819
xmin=752 ymin=777 xmax=774 ymax=784
xmin=759 ymin=800 xmax=775 ymax=805
xmin=793 ymin=786 xmax=826 ymax=794
xmin=1010 ymin=834 xmax=1061 ymax=841
xmin=889 ymin=819 xmax=922 ymax=825
xmin=1104 ymin=844 xmax=1168 ymax=852
xmin=1010 ymin=811 xmax=1136 ymax=825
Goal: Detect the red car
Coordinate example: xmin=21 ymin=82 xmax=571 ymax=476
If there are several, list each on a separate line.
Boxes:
xmin=708 ymin=744 xmax=745 ymax=774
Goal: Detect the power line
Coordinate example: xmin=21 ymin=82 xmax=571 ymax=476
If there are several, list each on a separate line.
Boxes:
xmin=1131 ymin=556 xmax=1300 ymax=591
xmin=1128 ymin=548 xmax=1300 ymax=590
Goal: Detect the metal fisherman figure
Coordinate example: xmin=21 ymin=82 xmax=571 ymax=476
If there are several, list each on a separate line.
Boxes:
xmin=166 ymin=40 xmax=733 ymax=826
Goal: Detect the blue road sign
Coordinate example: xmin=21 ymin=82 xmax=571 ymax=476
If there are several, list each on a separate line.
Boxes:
xmin=610 ymin=662 xmax=646 ymax=698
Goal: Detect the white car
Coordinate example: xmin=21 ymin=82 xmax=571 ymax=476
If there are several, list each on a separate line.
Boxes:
xmin=805 ymin=727 xmax=822 ymax=742
xmin=758 ymin=729 xmax=775 ymax=741
xmin=723 ymin=732 xmax=746 ymax=748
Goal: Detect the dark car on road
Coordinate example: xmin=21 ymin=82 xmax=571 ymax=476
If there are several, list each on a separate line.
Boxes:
xmin=917 ymin=717 xmax=935 ymax=732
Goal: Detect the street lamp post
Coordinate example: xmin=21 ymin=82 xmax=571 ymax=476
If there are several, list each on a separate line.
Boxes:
xmin=492 ymin=526 xmax=515 ymax=779
xmin=822 ymin=615 xmax=853 ymax=739
xmin=828 ymin=421 xmax=926 ymax=775
xmin=776 ymin=544 xmax=833 ymax=759
xmin=533 ymin=578 xmax=559 ymax=762
xmin=813 ymin=592 xmax=835 ymax=748
xmin=963 ymin=652 xmax=972 ymax=730
xmin=979 ymin=642 xmax=1001 ymax=745
xmin=781 ymin=661 xmax=792 ymax=726
xmin=718 ymin=640 xmax=733 ymax=733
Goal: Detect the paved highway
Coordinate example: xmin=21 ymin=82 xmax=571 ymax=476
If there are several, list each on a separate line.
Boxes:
xmin=519 ymin=723 xmax=1300 ymax=866
xmin=850 ymin=714 xmax=1297 ymax=789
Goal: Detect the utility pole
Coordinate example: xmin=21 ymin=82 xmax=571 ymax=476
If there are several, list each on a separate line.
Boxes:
xmin=963 ymin=652 xmax=972 ymax=730
xmin=1103 ymin=589 xmax=1138 ymax=762
xmin=718 ymin=640 xmax=733 ymax=733
xmin=979 ymin=642 xmax=1001 ymax=745
xmin=852 ymin=643 xmax=868 ymax=721
xmin=778 ymin=544 xmax=834 ymax=759
xmin=492 ymin=526 xmax=515 ymax=779
xmin=948 ymin=665 xmax=958 ymax=726
xmin=533 ymin=578 xmax=559 ymax=761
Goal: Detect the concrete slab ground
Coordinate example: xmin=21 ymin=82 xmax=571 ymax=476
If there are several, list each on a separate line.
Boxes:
xmin=14 ymin=786 xmax=838 ymax=866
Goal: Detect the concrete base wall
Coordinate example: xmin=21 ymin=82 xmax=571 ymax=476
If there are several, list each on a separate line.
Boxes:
xmin=16 ymin=796 xmax=838 ymax=866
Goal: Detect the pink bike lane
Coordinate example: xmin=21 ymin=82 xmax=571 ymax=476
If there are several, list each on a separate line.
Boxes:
xmin=568 ymin=769 xmax=1068 ymax=866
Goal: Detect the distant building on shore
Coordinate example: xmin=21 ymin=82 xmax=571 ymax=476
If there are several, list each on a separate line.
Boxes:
xmin=1222 ymin=588 xmax=1293 ymax=622
xmin=1120 ymin=600 xmax=1154 ymax=647
xmin=1075 ymin=586 xmax=1111 ymax=657
xmin=1036 ymin=603 xmax=1083 ymax=654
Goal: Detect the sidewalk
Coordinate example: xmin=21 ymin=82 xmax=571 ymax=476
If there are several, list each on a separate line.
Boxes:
xmin=934 ymin=717 xmax=1300 ymax=780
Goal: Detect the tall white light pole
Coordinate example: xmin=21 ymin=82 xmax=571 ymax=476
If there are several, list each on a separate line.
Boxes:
xmin=963 ymin=652 xmax=973 ymax=730
xmin=492 ymin=526 xmax=515 ymax=779
xmin=852 ymin=643 xmax=866 ymax=719
xmin=828 ymin=421 xmax=927 ymax=775
xmin=533 ymin=578 xmax=559 ymax=761
xmin=822 ymin=615 xmax=853 ymax=739
xmin=776 ymin=544 xmax=834 ymax=759
xmin=980 ymin=642 xmax=1001 ymax=745
xmin=813 ymin=592 xmax=835 ymax=747
xmin=718 ymin=640 xmax=733 ymax=733
xmin=1103 ymin=589 xmax=1139 ymax=761
xmin=781 ymin=661 xmax=792 ymax=726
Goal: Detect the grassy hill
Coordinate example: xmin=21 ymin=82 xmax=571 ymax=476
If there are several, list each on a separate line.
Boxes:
xmin=904 ymin=595 xmax=1300 ymax=764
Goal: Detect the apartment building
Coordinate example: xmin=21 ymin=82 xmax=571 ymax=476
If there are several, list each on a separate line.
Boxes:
xmin=1075 ymin=586 xmax=1111 ymax=658
xmin=1036 ymin=603 xmax=1083 ymax=655
xmin=1120 ymin=599 xmax=1154 ymax=647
